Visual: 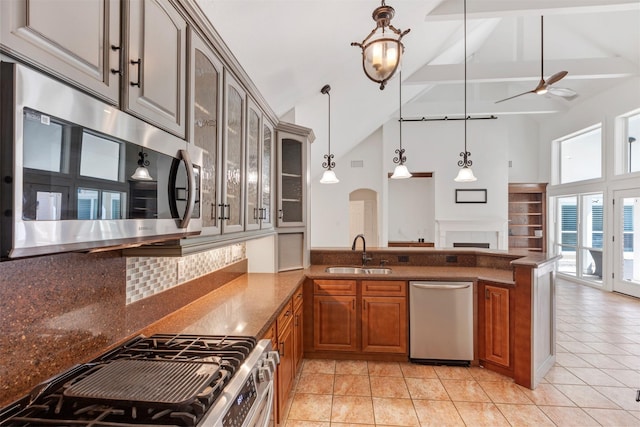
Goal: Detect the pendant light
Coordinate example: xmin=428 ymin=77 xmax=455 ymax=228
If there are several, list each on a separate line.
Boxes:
xmin=320 ymin=84 xmax=339 ymax=184
xmin=454 ymin=0 xmax=477 ymax=183
xmin=131 ymin=150 xmax=153 ymax=181
xmin=391 ymin=71 xmax=411 ymax=179
xmin=351 ymin=0 xmax=410 ymax=90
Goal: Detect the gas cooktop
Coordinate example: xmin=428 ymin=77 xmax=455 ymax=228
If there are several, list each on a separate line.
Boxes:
xmin=0 ymin=334 xmax=262 ymax=426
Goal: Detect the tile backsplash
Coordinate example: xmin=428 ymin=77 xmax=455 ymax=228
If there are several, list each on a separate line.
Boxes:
xmin=125 ymin=243 xmax=246 ymax=304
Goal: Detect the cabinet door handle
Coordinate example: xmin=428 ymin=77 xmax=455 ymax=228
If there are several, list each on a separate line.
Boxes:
xmin=279 ymin=341 xmax=285 ymax=356
xmin=363 ymin=299 xmax=366 ymax=310
xmin=295 ymin=314 xmax=299 ymax=327
xmin=485 ymin=288 xmax=490 ymax=300
xmin=352 ymin=299 xmax=355 ymax=310
xmin=130 ymin=58 xmax=142 ymax=87
xmin=211 ymin=203 xmax=216 ymax=220
xmin=223 ymin=204 xmax=230 ymax=220
xmin=110 ymin=45 xmax=121 ymax=75
xmin=278 ymin=209 xmax=283 ymax=219
xmin=218 ymin=203 xmax=225 ymax=220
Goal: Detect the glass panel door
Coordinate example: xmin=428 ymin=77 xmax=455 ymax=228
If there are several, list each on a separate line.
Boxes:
xmin=554 ymin=193 xmax=605 ymax=284
xmin=556 ymin=196 xmax=578 ymax=277
xmin=613 ymin=190 xmax=640 ymax=297
xmin=261 ymin=121 xmax=273 ymax=227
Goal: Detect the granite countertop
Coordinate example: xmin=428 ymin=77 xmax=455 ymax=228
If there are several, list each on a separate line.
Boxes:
xmin=305 ymin=264 xmax=515 ymax=285
xmin=138 ymin=270 xmax=306 ymax=340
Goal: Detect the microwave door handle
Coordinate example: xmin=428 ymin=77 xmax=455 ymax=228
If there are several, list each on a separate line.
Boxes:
xmin=177 ymin=149 xmax=196 ymax=229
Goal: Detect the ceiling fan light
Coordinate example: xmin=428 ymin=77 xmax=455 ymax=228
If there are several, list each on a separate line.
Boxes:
xmin=536 ymin=87 xmax=548 ymax=95
xmin=454 ymin=166 xmax=477 ymax=182
xmin=320 ymin=169 xmax=340 ymax=184
xmin=391 ymin=164 xmax=412 ymax=179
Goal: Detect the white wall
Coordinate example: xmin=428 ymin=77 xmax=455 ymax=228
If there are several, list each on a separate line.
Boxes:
xmin=310 ymin=130 xmax=384 ymax=248
xmin=307 ymin=111 xmax=537 ymax=247
xmin=388 ymin=177 xmax=435 ymax=242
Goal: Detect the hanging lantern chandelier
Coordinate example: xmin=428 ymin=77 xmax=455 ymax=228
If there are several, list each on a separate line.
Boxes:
xmin=351 ymin=0 xmax=410 ymax=90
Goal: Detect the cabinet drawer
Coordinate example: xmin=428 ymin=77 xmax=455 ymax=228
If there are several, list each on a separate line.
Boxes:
xmin=262 ymin=321 xmax=277 ymax=350
xmin=362 ymin=280 xmax=406 ymax=297
xmin=313 ymin=280 xmax=357 ymax=295
xmin=277 ymin=299 xmax=294 ymax=334
xmin=293 ymin=285 xmax=304 ymax=310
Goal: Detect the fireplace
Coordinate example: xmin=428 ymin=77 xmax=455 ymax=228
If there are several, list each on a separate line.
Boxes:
xmin=436 ymin=219 xmax=508 ymax=250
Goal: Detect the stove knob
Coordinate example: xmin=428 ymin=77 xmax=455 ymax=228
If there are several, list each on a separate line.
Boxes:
xmin=258 ymin=366 xmax=272 ymax=383
xmin=267 ymin=350 xmax=280 ymax=365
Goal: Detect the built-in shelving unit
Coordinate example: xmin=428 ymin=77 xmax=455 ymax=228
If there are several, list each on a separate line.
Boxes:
xmin=508 ymin=183 xmax=547 ymax=252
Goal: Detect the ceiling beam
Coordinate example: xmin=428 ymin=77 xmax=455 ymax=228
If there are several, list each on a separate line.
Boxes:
xmin=425 ymin=0 xmax=640 ymax=20
xmin=406 ymin=57 xmax=638 ymax=84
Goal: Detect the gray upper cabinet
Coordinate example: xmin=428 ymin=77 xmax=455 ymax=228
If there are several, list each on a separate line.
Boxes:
xmin=0 ymin=0 xmax=121 ymax=103
xmin=261 ymin=119 xmax=275 ymax=229
xmin=189 ymin=28 xmax=223 ymax=235
xmin=246 ymin=98 xmax=275 ymax=231
xmin=222 ymin=71 xmax=245 ymax=234
xmin=245 ymin=99 xmax=261 ymax=231
xmin=126 ymin=0 xmax=187 ymax=138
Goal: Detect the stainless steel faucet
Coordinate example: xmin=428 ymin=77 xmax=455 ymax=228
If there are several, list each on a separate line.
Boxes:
xmin=352 ymin=234 xmax=372 ymax=266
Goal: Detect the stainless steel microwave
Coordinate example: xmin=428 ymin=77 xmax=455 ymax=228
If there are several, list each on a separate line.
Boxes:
xmin=0 ymin=62 xmax=202 ymax=259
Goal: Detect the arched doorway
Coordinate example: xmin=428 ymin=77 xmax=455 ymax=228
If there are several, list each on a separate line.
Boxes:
xmin=349 ymin=189 xmax=378 ymax=247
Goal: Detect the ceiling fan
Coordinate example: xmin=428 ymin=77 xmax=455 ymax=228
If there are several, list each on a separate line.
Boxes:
xmin=495 ymin=16 xmax=577 ymax=103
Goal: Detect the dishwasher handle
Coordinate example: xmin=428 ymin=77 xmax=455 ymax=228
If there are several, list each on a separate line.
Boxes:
xmin=410 ymin=283 xmax=471 ymax=290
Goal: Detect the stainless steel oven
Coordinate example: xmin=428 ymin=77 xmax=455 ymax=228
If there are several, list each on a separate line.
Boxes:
xmin=0 ymin=334 xmax=279 ymax=427
xmin=0 ymin=62 xmax=203 ymax=259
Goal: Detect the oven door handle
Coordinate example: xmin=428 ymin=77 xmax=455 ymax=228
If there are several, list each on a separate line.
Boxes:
xmin=250 ymin=379 xmax=274 ymax=427
xmin=177 ymin=149 xmax=196 ymax=229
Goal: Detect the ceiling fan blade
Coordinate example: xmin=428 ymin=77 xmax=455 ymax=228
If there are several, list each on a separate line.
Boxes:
xmin=548 ymin=86 xmax=578 ymax=99
xmin=495 ymin=90 xmax=535 ymax=104
xmin=546 ymin=71 xmax=568 ymax=86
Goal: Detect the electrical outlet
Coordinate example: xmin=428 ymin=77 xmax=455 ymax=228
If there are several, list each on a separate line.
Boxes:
xmin=446 ymin=255 xmax=458 ymax=263
xmin=398 ymin=255 xmax=409 ymax=263
xmin=176 ymin=260 xmax=186 ymax=283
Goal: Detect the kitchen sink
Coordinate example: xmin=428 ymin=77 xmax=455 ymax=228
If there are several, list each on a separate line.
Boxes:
xmin=325 ymin=266 xmax=392 ymax=275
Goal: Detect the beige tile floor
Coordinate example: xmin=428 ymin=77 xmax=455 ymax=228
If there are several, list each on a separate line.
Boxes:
xmin=282 ymin=278 xmax=640 ymax=426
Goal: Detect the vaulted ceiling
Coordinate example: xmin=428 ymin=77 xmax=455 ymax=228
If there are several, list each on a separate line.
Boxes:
xmin=196 ymin=0 xmax=640 ymax=158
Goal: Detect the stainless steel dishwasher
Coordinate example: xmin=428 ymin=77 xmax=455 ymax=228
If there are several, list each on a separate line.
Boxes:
xmin=409 ymin=281 xmax=474 ymax=365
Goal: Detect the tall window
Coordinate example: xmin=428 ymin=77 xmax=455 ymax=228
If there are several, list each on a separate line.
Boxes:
xmin=624 ymin=112 xmax=640 ymax=173
xmin=554 ymin=193 xmax=604 ymax=283
xmin=557 ymin=127 xmax=602 ymax=184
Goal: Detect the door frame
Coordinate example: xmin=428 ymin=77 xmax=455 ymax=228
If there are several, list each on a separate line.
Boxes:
xmin=612 ymin=189 xmax=640 ymax=297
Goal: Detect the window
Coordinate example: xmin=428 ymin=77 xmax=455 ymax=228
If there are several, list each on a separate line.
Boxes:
xmin=557 ymin=127 xmax=602 ymax=184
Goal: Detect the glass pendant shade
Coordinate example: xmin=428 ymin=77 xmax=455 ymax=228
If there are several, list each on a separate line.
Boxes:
xmin=352 ymin=1 xmax=409 ymax=90
xmin=454 ymin=166 xmax=477 ymax=182
xmin=131 ymin=165 xmax=153 ymax=181
xmin=362 ymin=33 xmax=402 ymax=87
xmin=391 ymin=164 xmax=411 ymax=179
xmin=320 ymin=169 xmax=339 ymax=184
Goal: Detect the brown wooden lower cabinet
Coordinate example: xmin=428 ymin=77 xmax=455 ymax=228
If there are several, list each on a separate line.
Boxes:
xmin=311 ymin=279 xmax=408 ymax=357
xmin=479 ymin=282 xmax=511 ymax=370
xmin=264 ymin=284 xmax=304 ymax=425
xmin=361 ymin=296 xmax=407 ymax=353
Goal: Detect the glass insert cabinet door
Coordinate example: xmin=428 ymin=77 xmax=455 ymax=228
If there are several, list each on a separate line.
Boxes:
xmin=278 ymin=136 xmax=304 ymax=227
xmin=222 ymin=72 xmax=245 ymax=233
xmin=191 ymin=35 xmax=222 ymax=233
xmin=261 ymin=121 xmax=273 ymax=227
xmin=246 ymin=103 xmax=260 ymax=230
